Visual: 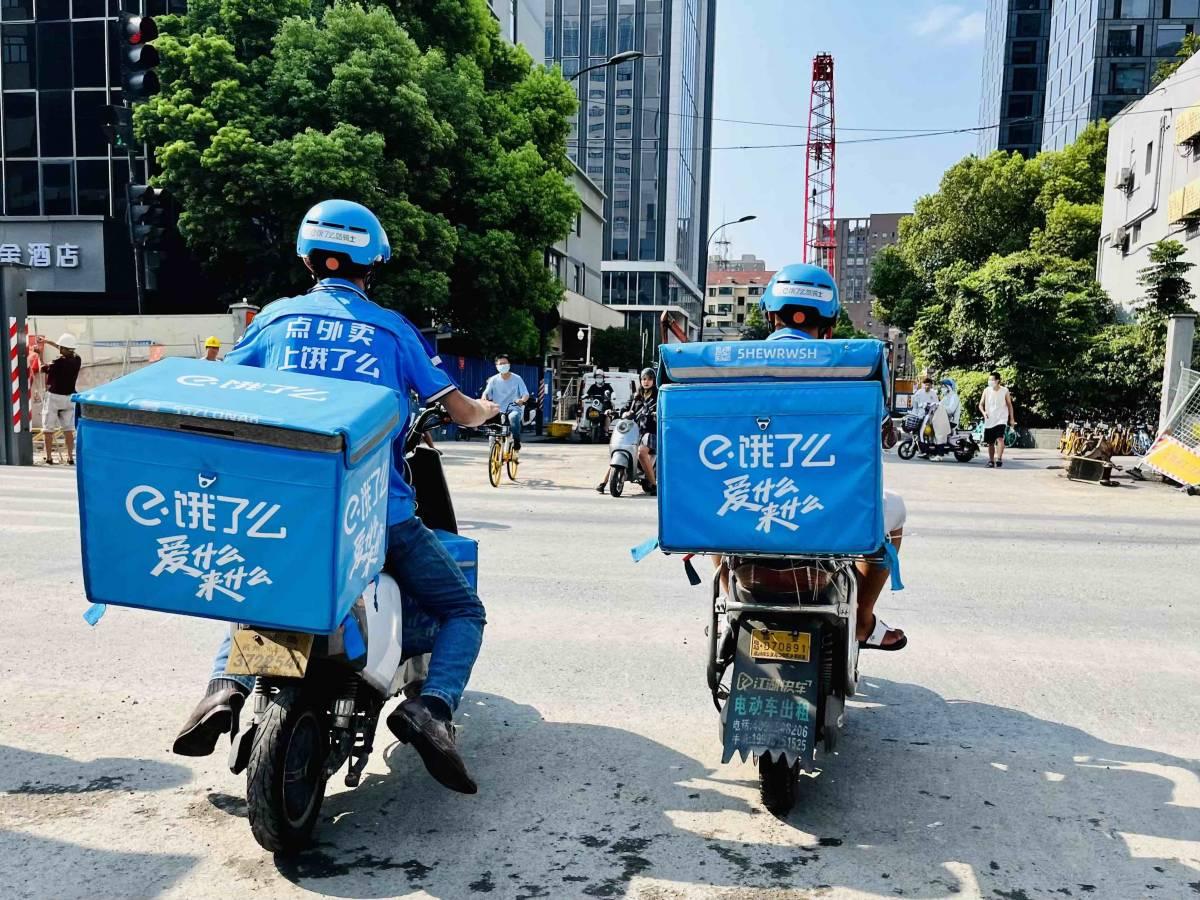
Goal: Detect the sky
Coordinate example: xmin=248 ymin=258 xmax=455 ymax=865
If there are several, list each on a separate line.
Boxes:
xmin=706 ymin=1 xmax=989 ymax=270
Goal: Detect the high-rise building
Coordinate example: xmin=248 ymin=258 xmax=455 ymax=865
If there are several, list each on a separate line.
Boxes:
xmin=1042 ymin=1 xmax=1200 ymax=152
xmin=978 ymin=0 xmax=1053 ymax=158
xmin=827 ymin=213 xmax=908 ymax=339
xmin=544 ymin=0 xmax=717 ymax=340
xmin=488 ymin=0 xmax=546 ymax=57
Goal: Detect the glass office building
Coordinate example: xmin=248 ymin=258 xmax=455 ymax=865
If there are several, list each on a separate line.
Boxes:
xmin=544 ymin=0 xmax=716 ymax=338
xmin=1043 ymin=0 xmax=1200 ymax=151
xmin=978 ymin=0 xmax=1052 ymax=158
xmin=0 ymin=0 xmax=178 ymax=310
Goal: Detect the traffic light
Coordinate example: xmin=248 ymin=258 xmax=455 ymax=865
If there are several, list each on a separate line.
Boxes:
xmin=101 ymin=105 xmax=136 ymax=151
xmin=116 ymin=12 xmax=159 ymax=102
xmin=127 ymin=184 xmax=167 ymax=249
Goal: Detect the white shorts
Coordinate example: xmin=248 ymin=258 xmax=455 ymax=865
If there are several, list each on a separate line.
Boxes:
xmin=884 ymin=489 xmax=906 ymax=535
xmin=42 ymin=392 xmax=74 ymax=432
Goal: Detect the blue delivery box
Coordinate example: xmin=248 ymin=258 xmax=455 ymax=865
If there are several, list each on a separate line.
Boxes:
xmin=74 ymin=357 xmax=402 ymax=634
xmin=657 ymin=339 xmax=889 ymax=557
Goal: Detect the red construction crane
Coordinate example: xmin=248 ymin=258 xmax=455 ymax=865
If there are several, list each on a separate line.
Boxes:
xmin=803 ymin=53 xmax=836 ymax=274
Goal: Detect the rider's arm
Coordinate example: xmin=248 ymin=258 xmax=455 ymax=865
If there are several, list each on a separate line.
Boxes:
xmin=517 ymin=376 xmax=530 ymax=405
xmin=443 ymin=390 xmax=498 ymax=427
xmin=394 ymin=320 xmax=498 ymax=425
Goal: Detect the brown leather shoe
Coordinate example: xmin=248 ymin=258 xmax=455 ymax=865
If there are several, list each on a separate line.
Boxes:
xmin=172 ymin=679 xmax=247 ymax=757
xmin=386 ymin=697 xmax=478 ymax=794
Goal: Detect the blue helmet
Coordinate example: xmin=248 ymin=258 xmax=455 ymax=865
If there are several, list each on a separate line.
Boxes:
xmin=296 ymin=199 xmax=391 ymax=267
xmin=760 ymin=263 xmax=840 ymax=323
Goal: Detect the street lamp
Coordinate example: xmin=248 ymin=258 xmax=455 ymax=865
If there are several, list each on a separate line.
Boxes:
xmin=569 ymin=50 xmax=644 ymax=81
xmin=700 ymin=214 xmax=757 ymax=341
xmin=577 ymin=325 xmax=594 ymax=367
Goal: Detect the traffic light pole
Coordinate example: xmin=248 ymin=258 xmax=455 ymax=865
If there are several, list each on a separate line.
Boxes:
xmin=127 ymin=141 xmax=145 ymax=315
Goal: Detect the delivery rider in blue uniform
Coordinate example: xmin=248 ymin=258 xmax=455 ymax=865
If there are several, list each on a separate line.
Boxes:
xmin=172 ymin=200 xmax=500 ymax=794
xmin=718 ymin=263 xmax=909 ymax=651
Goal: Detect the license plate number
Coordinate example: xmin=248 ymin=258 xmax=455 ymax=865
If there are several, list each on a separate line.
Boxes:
xmin=225 ymin=628 xmax=313 ymax=678
xmin=749 ymin=629 xmax=811 ymax=662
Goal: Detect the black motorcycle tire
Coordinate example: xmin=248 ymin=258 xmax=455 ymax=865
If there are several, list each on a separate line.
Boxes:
xmin=953 ymin=446 xmax=976 ymax=463
xmin=759 ymin=754 xmax=799 ymax=815
xmin=609 ymin=466 xmax=625 ymax=498
xmin=247 ymin=685 xmax=328 ymax=854
xmin=897 ymin=439 xmax=918 ymax=461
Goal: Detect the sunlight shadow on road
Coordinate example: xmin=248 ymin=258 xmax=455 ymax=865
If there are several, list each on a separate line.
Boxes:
xmin=266 ymin=684 xmax=1200 ymax=899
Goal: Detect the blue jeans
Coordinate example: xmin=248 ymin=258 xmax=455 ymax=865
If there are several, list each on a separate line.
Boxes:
xmin=210 ymin=517 xmax=486 ymax=713
xmin=507 ymin=409 xmax=522 ymax=443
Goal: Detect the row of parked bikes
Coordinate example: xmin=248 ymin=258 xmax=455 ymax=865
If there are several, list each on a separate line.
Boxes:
xmin=1058 ymin=420 xmax=1154 ymax=458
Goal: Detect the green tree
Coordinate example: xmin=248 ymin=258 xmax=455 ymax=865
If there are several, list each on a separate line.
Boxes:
xmin=1032 ymin=120 xmax=1109 ymax=210
xmin=868 ymin=245 xmax=924 ymax=330
xmin=909 ymin=251 xmax=1115 ymax=422
xmin=833 ymin=309 xmax=868 ymax=339
xmin=590 ymin=326 xmax=644 ymax=371
xmin=899 ymin=151 xmax=1045 ymax=280
xmin=140 ymin=0 xmax=579 ymax=357
xmin=1137 ymin=239 xmax=1196 ymax=321
xmin=741 ymin=303 xmax=770 ymax=340
xmin=1153 ymin=32 xmax=1200 ymax=86
xmin=1029 ymin=198 xmax=1104 ymax=263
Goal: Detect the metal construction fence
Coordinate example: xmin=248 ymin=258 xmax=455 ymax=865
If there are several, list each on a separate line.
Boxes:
xmin=1143 ymin=365 xmax=1200 ymax=487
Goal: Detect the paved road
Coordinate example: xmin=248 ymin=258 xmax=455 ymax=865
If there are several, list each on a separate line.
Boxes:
xmin=1 ymin=444 xmax=1198 ymax=900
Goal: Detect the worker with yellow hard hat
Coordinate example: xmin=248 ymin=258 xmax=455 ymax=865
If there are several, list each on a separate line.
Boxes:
xmin=202 ymin=336 xmax=221 ymax=361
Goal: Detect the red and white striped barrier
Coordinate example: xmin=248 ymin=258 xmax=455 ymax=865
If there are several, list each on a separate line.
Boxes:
xmin=8 ymin=317 xmax=20 ymax=433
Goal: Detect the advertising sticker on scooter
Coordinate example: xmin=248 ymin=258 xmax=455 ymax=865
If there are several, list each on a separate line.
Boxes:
xmin=721 ymin=628 xmax=821 ymax=768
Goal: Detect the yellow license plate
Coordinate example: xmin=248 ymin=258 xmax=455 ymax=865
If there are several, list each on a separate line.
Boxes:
xmin=225 ymin=628 xmax=313 ymax=678
xmin=749 ymin=630 xmax=811 ymax=662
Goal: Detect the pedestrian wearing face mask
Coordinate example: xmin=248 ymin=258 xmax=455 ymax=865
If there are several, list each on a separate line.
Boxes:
xmin=978 ymin=370 xmax=1015 ymax=468
xmin=482 ymin=354 xmax=530 ymax=450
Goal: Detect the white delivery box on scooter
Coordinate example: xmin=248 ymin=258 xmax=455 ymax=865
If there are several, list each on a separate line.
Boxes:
xmin=74 ymin=358 xmax=401 ymax=634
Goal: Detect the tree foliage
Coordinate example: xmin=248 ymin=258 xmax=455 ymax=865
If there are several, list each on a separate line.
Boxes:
xmin=877 ymin=121 xmax=1172 ymax=423
xmin=1153 ymin=32 xmax=1200 ymax=86
xmin=868 ymin=245 xmax=923 ymax=331
xmin=140 ymin=0 xmax=580 ymax=357
xmin=741 ymin=303 xmax=770 ymax=340
xmin=590 ymin=326 xmax=644 ymax=371
xmin=909 ymin=251 xmax=1114 ymax=421
xmin=1137 ymin=239 xmax=1196 ymax=321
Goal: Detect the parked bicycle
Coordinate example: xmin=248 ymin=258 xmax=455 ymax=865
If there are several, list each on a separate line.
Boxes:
xmin=1058 ymin=420 xmax=1152 ymax=458
xmin=484 ymin=402 xmax=522 ymax=487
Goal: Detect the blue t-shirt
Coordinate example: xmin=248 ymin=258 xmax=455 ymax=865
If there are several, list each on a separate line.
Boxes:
xmin=766 ymin=327 xmax=814 ymax=341
xmin=482 ymin=372 xmax=529 ymax=412
xmin=226 ymin=279 xmax=456 ymax=524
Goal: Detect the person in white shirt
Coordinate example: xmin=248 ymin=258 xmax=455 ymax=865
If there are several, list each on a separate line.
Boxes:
xmin=911 ymin=377 xmax=937 ymax=417
xmin=978 ymin=370 xmax=1015 ymax=468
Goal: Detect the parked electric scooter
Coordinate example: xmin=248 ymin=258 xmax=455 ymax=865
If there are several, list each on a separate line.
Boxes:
xmin=227 ymin=405 xmax=469 ymax=853
xmin=606 ymin=409 xmax=655 ymax=497
xmin=897 ymin=404 xmax=978 ymax=462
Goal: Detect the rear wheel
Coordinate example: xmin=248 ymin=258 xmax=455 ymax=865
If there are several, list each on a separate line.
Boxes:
xmin=506 ymin=445 xmax=520 ymax=481
xmin=608 ymin=466 xmax=625 ymax=498
xmin=487 ymin=439 xmax=502 ymax=487
xmin=246 ymin=686 xmax=327 ymax=853
xmin=759 ymin=754 xmax=799 ymax=816
xmin=897 ymin=439 xmax=918 ymax=461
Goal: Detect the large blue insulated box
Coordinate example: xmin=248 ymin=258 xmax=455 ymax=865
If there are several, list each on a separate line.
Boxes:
xmin=656 ymin=340 xmax=888 ymax=557
xmin=75 ymin=357 xmax=402 ymax=634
